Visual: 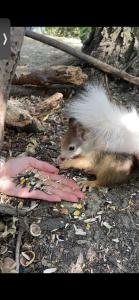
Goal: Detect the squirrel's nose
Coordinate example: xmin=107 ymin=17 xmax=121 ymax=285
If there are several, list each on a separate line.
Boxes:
xmin=60 ymin=157 xmax=65 ymax=161
xmin=57 ymin=156 xmax=65 ymax=164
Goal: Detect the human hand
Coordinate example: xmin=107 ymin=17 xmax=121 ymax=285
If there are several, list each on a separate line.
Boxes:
xmin=0 ymin=156 xmax=84 ymax=202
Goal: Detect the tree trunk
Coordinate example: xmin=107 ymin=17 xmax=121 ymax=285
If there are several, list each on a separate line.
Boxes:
xmin=0 ymin=27 xmax=24 ymax=143
xmin=82 ymin=27 xmax=136 ymax=71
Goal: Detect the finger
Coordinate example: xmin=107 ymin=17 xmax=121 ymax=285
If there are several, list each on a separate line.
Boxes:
xmin=15 ymin=187 xmax=61 ymax=202
xmin=16 ymin=186 xmax=78 ymax=202
xmin=0 ymin=178 xmax=80 ymax=202
xmin=58 ymin=177 xmax=82 ymax=191
xmin=29 ymin=157 xmax=59 ymax=174
xmin=45 ymin=186 xmax=79 ymax=202
xmin=46 ymin=182 xmax=84 ymax=199
xmin=40 ymin=172 xmax=81 ymax=190
xmin=62 ymin=188 xmax=84 ymax=199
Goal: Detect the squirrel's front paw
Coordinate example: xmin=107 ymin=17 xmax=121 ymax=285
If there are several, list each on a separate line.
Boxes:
xmin=59 ymin=162 xmax=66 ymax=169
xmin=57 ymin=155 xmax=71 ymax=169
xmin=58 ymin=160 xmax=71 ymax=170
xmin=78 ymin=180 xmax=99 ymax=192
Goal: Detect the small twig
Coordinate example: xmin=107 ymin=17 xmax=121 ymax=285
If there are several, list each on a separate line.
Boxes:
xmin=15 ymin=225 xmax=24 ymax=273
xmin=15 ymin=216 xmax=29 ymax=273
xmin=104 ymin=74 xmax=113 ymax=101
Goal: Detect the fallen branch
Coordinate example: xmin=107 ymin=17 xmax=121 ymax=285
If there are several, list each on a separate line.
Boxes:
xmin=12 ymin=65 xmax=88 ymax=86
xmin=10 ymin=85 xmax=48 ymax=97
xmin=25 ymin=30 xmax=139 ymax=86
xmin=15 ymin=224 xmax=24 ymax=273
xmin=10 ymin=84 xmax=76 ymax=98
xmin=104 ymin=74 xmax=113 ymax=101
xmin=0 ymin=202 xmax=39 ymax=216
xmin=0 ymin=203 xmax=28 ymax=216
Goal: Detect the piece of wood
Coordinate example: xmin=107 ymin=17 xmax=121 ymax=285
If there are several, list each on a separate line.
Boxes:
xmin=0 ymin=203 xmax=28 ymax=216
xmin=36 ymin=92 xmax=63 ymax=118
xmin=10 ymin=85 xmax=48 ymax=97
xmin=5 ymin=93 xmax=63 ymax=131
xmin=37 ymin=94 xmax=63 ymax=121
xmin=10 ymin=84 xmax=76 ymax=98
xmin=0 ymin=202 xmax=39 ymax=217
xmin=25 ymin=30 xmax=139 ymax=86
xmin=6 ymin=99 xmax=44 ymax=132
xmin=12 ymin=65 xmax=88 ymax=86
xmin=12 ymin=70 xmax=47 ymax=86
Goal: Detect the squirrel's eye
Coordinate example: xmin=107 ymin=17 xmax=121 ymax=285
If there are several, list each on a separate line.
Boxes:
xmin=69 ymin=145 xmax=75 ymax=151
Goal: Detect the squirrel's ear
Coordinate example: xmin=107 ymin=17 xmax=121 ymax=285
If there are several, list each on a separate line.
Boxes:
xmin=76 ymin=123 xmax=86 ymax=141
xmin=69 ymin=118 xmax=87 ymax=140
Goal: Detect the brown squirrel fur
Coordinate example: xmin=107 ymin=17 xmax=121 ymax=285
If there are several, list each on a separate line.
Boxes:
xmin=58 ymin=118 xmax=138 ymax=190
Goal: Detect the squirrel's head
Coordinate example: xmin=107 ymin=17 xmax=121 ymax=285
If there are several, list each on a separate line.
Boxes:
xmin=58 ymin=118 xmax=87 ymax=164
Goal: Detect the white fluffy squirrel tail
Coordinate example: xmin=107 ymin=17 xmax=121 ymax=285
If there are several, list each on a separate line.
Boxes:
xmin=66 ymin=84 xmax=139 ymax=154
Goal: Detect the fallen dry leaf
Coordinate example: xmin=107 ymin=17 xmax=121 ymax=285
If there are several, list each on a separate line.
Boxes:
xmin=0 ymin=257 xmax=16 ymax=273
xmin=69 ymin=252 xmax=84 ymax=273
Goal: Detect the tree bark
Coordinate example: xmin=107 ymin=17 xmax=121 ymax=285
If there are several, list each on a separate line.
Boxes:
xmin=82 ymin=27 xmax=136 ymax=70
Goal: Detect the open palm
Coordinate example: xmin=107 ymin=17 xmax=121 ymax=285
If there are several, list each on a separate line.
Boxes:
xmin=0 ymin=157 xmax=84 ymax=202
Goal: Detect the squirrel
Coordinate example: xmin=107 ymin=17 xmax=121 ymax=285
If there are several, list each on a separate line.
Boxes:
xmin=57 ymin=84 xmax=139 ymax=190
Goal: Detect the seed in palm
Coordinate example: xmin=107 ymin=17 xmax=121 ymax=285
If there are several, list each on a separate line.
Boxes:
xmin=13 ymin=169 xmax=51 ymax=193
